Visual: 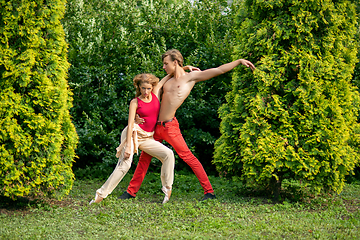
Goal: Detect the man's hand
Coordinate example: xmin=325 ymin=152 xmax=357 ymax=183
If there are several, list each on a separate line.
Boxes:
xmin=239 ymin=59 xmax=256 ymax=71
xmin=135 ymin=114 xmax=145 ymax=124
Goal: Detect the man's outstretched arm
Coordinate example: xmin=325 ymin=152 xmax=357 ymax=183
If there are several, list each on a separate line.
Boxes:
xmin=191 ymin=59 xmax=255 ymax=83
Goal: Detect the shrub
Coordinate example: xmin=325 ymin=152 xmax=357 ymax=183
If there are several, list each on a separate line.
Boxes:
xmin=214 ymin=0 xmax=360 ymax=198
xmin=62 ymin=0 xmax=235 ymax=174
xmin=0 ymin=0 xmax=78 ymax=199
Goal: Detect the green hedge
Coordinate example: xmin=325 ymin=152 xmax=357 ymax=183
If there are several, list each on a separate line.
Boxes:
xmin=62 ymin=0 xmax=235 ymax=175
xmin=0 ymin=0 xmax=78 ymax=199
xmin=214 ymin=0 xmax=360 ymax=196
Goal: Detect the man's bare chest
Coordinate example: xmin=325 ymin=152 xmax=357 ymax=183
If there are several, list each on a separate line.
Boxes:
xmin=163 ymin=81 xmax=192 ymax=98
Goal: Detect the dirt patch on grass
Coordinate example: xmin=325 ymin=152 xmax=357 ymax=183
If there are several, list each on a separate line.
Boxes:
xmin=342 ymin=199 xmax=360 ymax=213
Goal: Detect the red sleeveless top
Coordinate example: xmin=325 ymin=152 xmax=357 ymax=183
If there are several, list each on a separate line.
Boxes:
xmin=136 ymin=92 xmax=160 ymax=132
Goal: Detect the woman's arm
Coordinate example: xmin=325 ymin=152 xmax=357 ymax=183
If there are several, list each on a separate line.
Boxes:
xmin=152 ymin=66 xmax=200 ymax=97
xmin=124 ymin=98 xmax=138 ymax=159
xmin=183 ymin=65 xmax=201 ymax=72
xmin=152 ymin=74 xmax=172 ymax=98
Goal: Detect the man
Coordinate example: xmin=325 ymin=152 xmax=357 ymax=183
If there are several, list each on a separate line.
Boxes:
xmin=119 ymin=49 xmax=255 ymax=201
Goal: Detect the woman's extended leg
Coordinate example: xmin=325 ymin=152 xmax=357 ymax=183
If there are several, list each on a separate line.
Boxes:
xmin=90 ymin=127 xmax=134 ymax=204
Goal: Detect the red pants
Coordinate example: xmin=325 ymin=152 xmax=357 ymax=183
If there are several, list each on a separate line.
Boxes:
xmin=127 ymin=117 xmax=214 ymax=196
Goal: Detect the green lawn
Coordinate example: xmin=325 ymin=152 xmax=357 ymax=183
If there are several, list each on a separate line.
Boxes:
xmin=0 ymin=173 xmax=359 ymax=239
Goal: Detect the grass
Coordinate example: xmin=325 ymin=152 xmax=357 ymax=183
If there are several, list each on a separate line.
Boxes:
xmin=0 ymin=172 xmax=359 ymax=239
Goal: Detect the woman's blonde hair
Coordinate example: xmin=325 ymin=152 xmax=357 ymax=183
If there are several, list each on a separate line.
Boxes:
xmin=133 ymin=73 xmax=159 ymax=97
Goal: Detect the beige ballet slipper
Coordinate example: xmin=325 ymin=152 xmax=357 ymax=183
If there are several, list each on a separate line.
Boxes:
xmin=162 ymin=186 xmax=172 ymax=204
xmin=89 ymin=193 xmax=103 ymax=205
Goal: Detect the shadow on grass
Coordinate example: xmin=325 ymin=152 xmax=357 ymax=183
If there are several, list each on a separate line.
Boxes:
xmin=0 ymin=195 xmax=74 ymax=216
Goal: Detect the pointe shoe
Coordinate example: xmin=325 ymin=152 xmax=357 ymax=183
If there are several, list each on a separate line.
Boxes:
xmin=162 ymin=186 xmax=172 ymax=204
xmin=89 ymin=193 xmax=103 ymax=205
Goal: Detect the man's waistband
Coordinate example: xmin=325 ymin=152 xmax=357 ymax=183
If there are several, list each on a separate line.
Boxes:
xmin=156 ymin=117 xmax=175 ymax=127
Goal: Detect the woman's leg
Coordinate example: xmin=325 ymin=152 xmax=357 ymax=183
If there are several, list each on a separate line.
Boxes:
xmin=139 ymin=138 xmax=175 ymax=189
xmin=138 ymin=137 xmax=175 ymax=203
xmin=95 ymin=153 xmax=133 ymax=199
xmin=126 ymin=127 xmax=163 ymax=197
xmin=94 ymin=127 xmax=134 ymax=200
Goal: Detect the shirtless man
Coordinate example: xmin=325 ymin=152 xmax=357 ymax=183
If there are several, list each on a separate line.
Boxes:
xmin=119 ymin=49 xmax=255 ymax=201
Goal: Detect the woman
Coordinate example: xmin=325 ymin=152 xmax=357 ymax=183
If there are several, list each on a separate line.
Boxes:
xmin=90 ymin=73 xmax=175 ymax=205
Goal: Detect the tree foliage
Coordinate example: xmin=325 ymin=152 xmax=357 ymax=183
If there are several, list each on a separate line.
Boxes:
xmin=214 ymin=0 xmax=360 ymax=196
xmin=62 ymin=0 xmax=235 ymax=174
xmin=353 ymin=2 xmax=360 ymax=88
xmin=0 ymin=0 xmax=78 ymax=199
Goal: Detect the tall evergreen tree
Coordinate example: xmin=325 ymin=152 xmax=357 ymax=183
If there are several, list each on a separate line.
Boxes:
xmin=214 ymin=0 xmax=360 ymax=197
xmin=0 ymin=0 xmax=78 ymax=199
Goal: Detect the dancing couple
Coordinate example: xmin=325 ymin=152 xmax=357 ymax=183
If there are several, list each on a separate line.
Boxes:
xmin=90 ymin=49 xmax=255 ymax=204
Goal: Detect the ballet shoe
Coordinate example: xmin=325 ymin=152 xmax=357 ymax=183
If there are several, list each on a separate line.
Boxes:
xmin=162 ymin=186 xmax=172 ymax=204
xmin=89 ymin=193 xmax=103 ymax=205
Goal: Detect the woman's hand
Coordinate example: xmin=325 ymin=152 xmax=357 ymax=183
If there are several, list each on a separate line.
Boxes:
xmin=124 ymin=145 xmax=131 ymax=159
xmin=183 ymin=65 xmax=201 ymax=72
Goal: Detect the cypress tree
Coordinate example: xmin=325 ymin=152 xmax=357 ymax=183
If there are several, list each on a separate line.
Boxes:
xmin=214 ymin=0 xmax=360 ymax=197
xmin=0 ymin=0 xmax=78 ymax=199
